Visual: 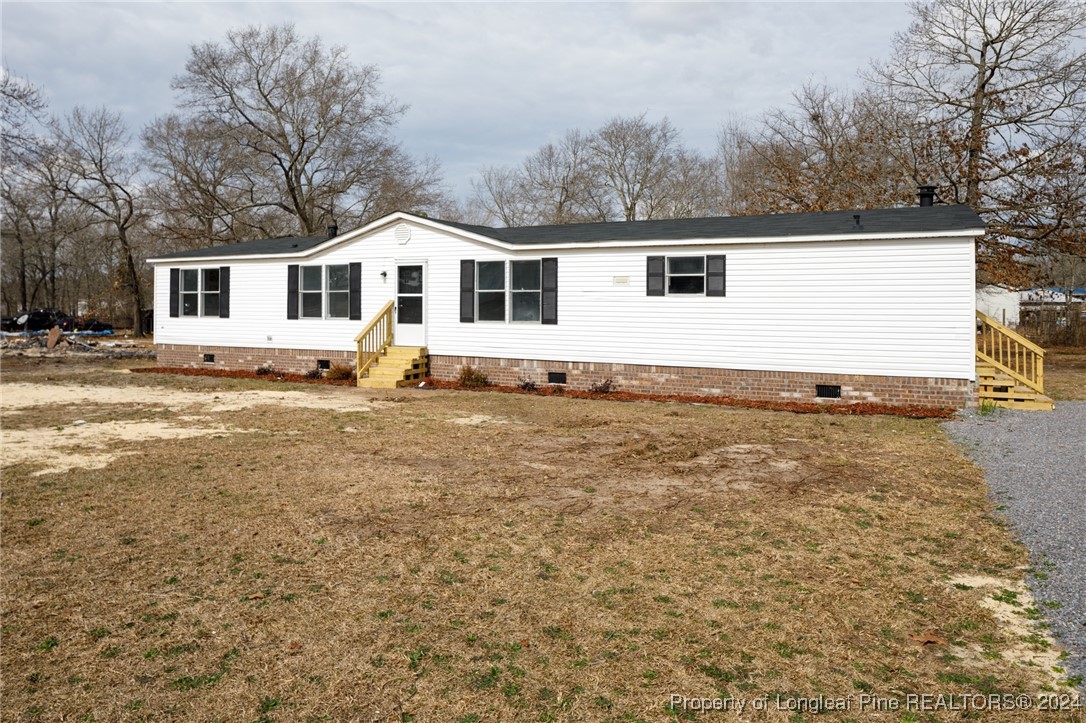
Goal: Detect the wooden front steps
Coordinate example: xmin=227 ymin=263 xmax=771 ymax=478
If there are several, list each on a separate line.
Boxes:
xmin=976 ymin=364 xmax=1054 ymax=410
xmin=357 ymin=346 xmax=429 ymax=389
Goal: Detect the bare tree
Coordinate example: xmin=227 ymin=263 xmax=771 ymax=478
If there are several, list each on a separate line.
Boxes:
xmin=142 ymin=113 xmax=287 ymax=250
xmin=169 ymin=23 xmax=447 ymax=236
xmin=1 ymin=67 xmax=46 ymax=161
xmin=53 ymin=107 xmax=147 ymax=335
xmin=471 ymin=116 xmax=719 ymax=226
xmin=589 ymin=114 xmax=681 ymax=221
xmin=868 ymin=0 xmax=1086 ymax=280
xmin=642 ymin=148 xmax=723 ymax=219
xmin=1 ymin=145 xmax=95 ymax=311
xmin=718 ymin=84 xmax=924 ymax=215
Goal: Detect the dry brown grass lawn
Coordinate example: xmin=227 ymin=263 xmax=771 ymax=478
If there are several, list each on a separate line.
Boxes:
xmin=2 ymin=358 xmax=1081 ymax=722
xmin=1045 ymin=346 xmax=1086 ymax=401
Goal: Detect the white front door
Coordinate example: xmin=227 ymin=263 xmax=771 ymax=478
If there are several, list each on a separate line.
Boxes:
xmin=394 ymin=263 xmax=425 ymax=346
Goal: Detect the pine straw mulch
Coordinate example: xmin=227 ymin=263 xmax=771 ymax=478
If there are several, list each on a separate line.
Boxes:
xmin=133 ymin=366 xmax=956 ymax=418
xmin=2 ymin=368 xmax=1079 ymax=721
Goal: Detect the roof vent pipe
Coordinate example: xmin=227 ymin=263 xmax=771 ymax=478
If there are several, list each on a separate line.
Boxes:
xmin=917 ymin=185 xmax=936 ymax=207
xmin=327 ymin=224 xmax=338 ymax=239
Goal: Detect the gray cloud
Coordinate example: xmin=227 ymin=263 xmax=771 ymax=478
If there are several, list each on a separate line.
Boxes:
xmin=2 ymin=2 xmax=912 ymax=200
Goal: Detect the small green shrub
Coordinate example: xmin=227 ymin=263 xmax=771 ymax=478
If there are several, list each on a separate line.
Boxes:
xmin=458 ymin=365 xmax=490 ymax=388
xmin=254 ymin=364 xmax=276 ymax=376
xmin=516 ymin=377 xmax=538 ymax=392
xmin=303 ymin=367 xmax=323 ymax=379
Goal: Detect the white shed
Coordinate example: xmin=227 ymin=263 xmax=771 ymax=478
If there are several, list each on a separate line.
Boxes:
xmin=148 ymin=205 xmax=985 ymax=408
xmin=976 ymin=285 xmax=1020 ymax=326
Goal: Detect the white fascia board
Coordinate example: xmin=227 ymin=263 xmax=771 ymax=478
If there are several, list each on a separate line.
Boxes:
xmin=148 ymin=211 xmax=986 ymax=264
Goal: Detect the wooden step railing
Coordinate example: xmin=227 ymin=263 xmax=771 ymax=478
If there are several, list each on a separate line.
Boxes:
xmin=976 ymin=310 xmax=1044 ymax=394
xmin=354 ymin=300 xmax=394 ymax=384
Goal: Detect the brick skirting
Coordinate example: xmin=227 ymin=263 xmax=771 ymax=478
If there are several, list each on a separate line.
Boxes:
xmin=156 ymin=344 xmax=355 ymax=374
xmin=429 ymin=355 xmax=974 ymax=408
xmin=156 ymin=345 xmax=973 ymax=408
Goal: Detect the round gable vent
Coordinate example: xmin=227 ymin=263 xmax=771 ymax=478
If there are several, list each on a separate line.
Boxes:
xmin=394 ymin=223 xmax=412 ymax=245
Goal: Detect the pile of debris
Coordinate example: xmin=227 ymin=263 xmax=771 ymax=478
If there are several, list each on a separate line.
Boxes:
xmin=1 ymin=327 xmax=156 ymax=360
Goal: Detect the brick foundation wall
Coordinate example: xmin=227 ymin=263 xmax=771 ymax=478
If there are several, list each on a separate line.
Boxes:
xmin=156 ymin=344 xmax=355 ymax=375
xmin=156 ymin=345 xmax=973 ymax=408
xmin=429 ymin=355 xmax=974 ymax=408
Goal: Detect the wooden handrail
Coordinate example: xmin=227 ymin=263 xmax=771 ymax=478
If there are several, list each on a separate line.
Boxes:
xmin=976 ymin=310 xmax=1045 ymax=394
xmin=355 ymin=300 xmax=394 ymax=384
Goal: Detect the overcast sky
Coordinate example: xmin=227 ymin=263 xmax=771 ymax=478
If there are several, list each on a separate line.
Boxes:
xmin=2 ymin=1 xmax=913 ymax=201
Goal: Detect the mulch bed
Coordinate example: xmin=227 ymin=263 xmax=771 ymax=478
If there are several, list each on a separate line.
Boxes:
xmin=132 ymin=366 xmax=356 ymax=386
xmin=424 ymin=379 xmax=957 ymax=419
xmin=132 ymin=366 xmax=956 ymax=418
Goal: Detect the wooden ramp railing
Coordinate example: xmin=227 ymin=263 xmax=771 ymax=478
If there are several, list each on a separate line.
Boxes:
xmin=355 ymin=300 xmax=394 ymax=384
xmin=976 ymin=310 xmax=1044 ymax=394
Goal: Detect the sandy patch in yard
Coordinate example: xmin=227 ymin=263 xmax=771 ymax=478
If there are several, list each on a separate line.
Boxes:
xmin=448 ymin=413 xmax=512 ymax=425
xmin=948 ymin=574 xmax=1077 ymax=695
xmin=1 ymin=419 xmax=253 ymax=476
xmin=0 ymin=382 xmax=378 ymax=413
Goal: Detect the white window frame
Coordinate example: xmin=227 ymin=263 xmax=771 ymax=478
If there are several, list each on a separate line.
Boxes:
xmin=510 ymin=259 xmax=542 ymax=323
xmin=201 ymin=268 xmax=221 ymax=317
xmin=666 ymin=256 xmax=706 ymax=296
xmin=299 ymin=265 xmax=324 ymax=319
xmin=476 ymin=260 xmax=507 ymax=322
xmin=181 ymin=269 xmax=200 ymax=317
xmin=474 ymin=260 xmax=546 ymax=324
xmin=326 ymin=264 xmax=350 ymax=319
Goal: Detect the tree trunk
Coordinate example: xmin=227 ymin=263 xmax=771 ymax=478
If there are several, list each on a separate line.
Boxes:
xmin=965 ymin=45 xmax=989 ymax=209
xmin=118 ymin=228 xmax=144 ymax=337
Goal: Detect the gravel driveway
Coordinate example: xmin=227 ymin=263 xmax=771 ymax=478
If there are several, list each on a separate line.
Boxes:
xmin=944 ymin=402 xmax=1086 ymax=690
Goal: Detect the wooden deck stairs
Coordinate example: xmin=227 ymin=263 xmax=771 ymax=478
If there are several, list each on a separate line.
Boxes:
xmin=976 ymin=311 xmax=1053 ymax=411
xmin=358 ymin=346 xmax=429 ymax=389
xmin=354 ymin=300 xmax=429 ymax=389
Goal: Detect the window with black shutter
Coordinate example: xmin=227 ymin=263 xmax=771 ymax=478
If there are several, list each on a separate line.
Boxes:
xmin=169 ymin=269 xmax=180 ymax=318
xmin=541 ymin=257 xmax=557 ymax=324
xmin=286 ymin=265 xmax=299 ymax=319
xmin=460 ymin=260 xmax=475 ymax=323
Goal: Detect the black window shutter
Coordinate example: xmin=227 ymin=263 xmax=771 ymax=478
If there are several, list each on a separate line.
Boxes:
xmin=460 ymin=259 xmax=475 ymax=323
xmin=219 ymin=266 xmax=231 ymax=318
xmin=349 ymin=262 xmax=362 ymax=320
xmin=706 ymin=255 xmax=726 ymax=297
xmin=286 ymin=265 xmax=299 ymax=320
xmin=169 ymin=268 xmax=180 ymax=317
xmin=646 ymin=256 xmax=665 ymax=296
xmin=541 ymin=257 xmax=558 ymax=325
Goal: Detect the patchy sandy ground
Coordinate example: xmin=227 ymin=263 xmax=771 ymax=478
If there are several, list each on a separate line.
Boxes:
xmin=2 ymin=363 xmax=1081 ymax=721
xmin=1 ymin=420 xmax=254 ymax=476
xmin=0 ymin=382 xmax=380 ymax=414
xmin=0 ymin=382 xmax=383 ymax=477
xmin=948 ymin=574 xmax=1077 ymax=696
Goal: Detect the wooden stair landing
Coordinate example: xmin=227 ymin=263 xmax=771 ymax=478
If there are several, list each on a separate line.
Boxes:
xmin=357 ymin=346 xmax=428 ymax=389
xmin=976 ymin=364 xmax=1054 ymax=411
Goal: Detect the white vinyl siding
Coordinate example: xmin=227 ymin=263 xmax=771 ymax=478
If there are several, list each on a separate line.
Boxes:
xmin=153 ymin=223 xmax=976 ymax=380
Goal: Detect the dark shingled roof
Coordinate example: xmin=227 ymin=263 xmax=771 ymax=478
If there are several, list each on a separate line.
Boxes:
xmin=153 ymin=205 xmax=984 ymax=260
xmin=436 ymin=205 xmax=984 ymax=244
xmin=153 ymin=234 xmax=328 ymax=260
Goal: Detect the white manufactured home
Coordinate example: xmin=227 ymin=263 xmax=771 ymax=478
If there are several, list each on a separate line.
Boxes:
xmin=149 ymin=203 xmax=1052 ymax=409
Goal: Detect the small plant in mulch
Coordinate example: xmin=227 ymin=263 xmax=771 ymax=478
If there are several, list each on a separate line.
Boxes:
xmin=588 ymin=378 xmax=617 ymax=394
xmin=325 ymin=363 xmax=356 ymax=381
xmin=254 ymin=364 xmax=276 ymax=376
xmin=303 ymin=367 xmax=324 ymax=380
xmin=516 ymin=377 xmax=538 ymax=392
xmin=458 ymin=365 xmax=490 ymax=388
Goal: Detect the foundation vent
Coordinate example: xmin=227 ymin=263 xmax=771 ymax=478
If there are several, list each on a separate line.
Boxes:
xmin=548 ymin=372 xmax=568 ymax=385
xmin=203 ymin=353 xmax=215 ymax=363
xmin=815 ymin=384 xmax=842 ymax=399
